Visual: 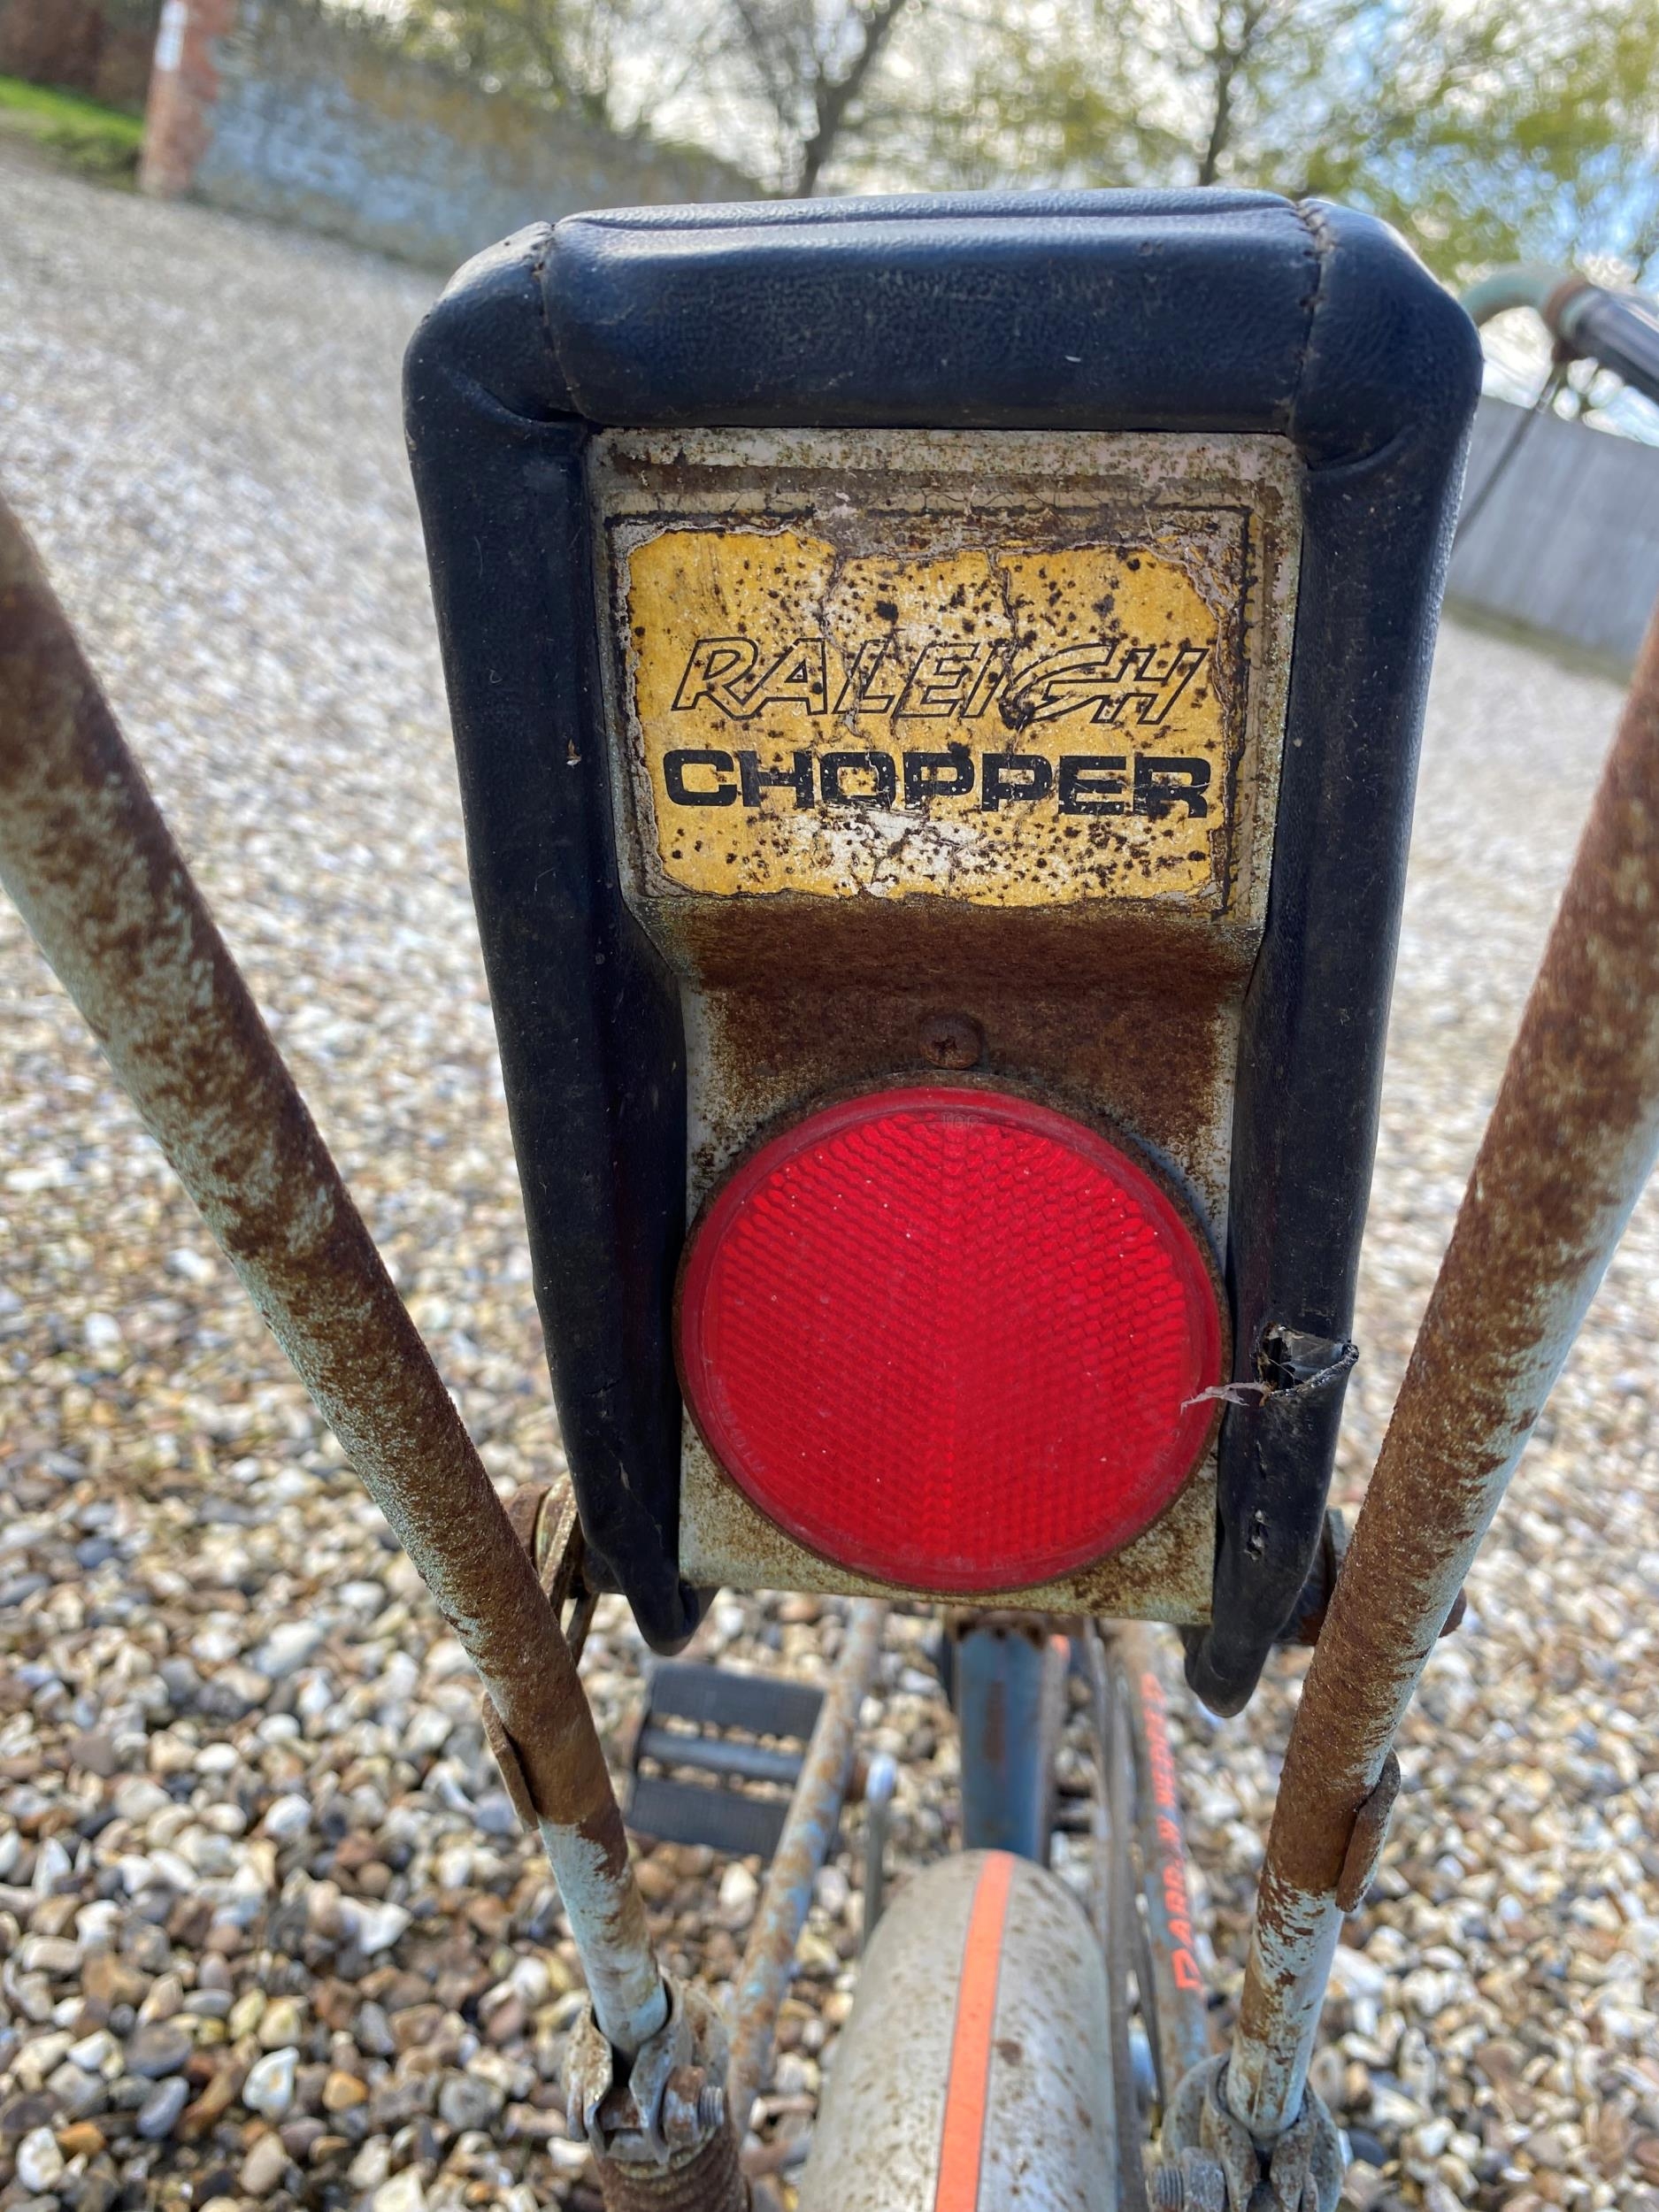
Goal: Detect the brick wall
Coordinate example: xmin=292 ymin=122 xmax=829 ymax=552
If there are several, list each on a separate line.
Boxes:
xmin=138 ymin=0 xmax=753 ymax=273
xmin=138 ymin=0 xmax=232 ymax=196
xmin=0 ymin=0 xmax=157 ymax=111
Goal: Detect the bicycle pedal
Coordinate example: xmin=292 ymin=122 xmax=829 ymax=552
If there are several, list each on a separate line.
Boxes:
xmin=626 ymin=1660 xmax=824 ymax=1862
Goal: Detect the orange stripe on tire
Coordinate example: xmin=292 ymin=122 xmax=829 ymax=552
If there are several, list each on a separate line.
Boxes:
xmin=934 ymin=1852 xmax=1016 ymax=2212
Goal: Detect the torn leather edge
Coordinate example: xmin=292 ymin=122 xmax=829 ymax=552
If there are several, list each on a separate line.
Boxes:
xmin=1258 ymin=1328 xmax=1358 ymax=1397
xmin=1185 ymin=1331 xmax=1357 ymax=1716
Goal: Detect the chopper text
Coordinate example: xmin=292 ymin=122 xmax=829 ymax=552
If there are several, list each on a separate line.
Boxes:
xmin=660 ymin=744 xmax=1213 ymax=818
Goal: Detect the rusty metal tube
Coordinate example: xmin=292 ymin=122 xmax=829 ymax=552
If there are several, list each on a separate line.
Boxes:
xmin=1228 ymin=601 xmax=1659 ymax=2139
xmin=726 ymin=1599 xmax=887 ymax=2142
xmin=1118 ymin=1625 xmax=1211 ymax=2104
xmin=1094 ymin=1631 xmax=1150 ymax=2212
xmin=1461 ymin=265 xmax=1659 ymax=411
xmin=0 ymin=497 xmax=667 ymax=2057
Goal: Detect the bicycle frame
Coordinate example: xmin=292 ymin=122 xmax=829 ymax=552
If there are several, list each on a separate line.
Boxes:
xmin=5 ymin=263 xmax=1659 ymax=2210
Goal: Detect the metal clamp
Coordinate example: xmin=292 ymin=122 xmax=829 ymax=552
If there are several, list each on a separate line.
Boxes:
xmin=483 ymin=1471 xmax=600 ymax=1832
xmin=565 ymin=1975 xmax=730 ymax=2164
xmin=505 ymin=1472 xmax=596 ymax=1659
xmin=1163 ymin=2056 xmax=1344 ymax=2212
xmin=1150 ymin=2147 xmax=1228 ymax=2212
xmin=479 ymin=1693 xmax=538 ymax=1829
xmin=1334 ymin=1751 xmax=1401 ymax=1915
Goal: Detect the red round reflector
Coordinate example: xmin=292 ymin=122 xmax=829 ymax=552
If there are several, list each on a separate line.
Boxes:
xmin=678 ymin=1087 xmax=1224 ymax=1593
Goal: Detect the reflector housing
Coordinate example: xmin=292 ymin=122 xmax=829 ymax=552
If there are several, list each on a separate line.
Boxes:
xmin=677 ymin=1087 xmax=1224 ymax=1593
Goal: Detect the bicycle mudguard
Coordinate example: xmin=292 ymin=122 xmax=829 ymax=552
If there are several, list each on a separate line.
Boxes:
xmin=795 ymin=1849 xmax=1114 ymax=2211
xmin=405 ymin=193 xmax=1480 ymax=1705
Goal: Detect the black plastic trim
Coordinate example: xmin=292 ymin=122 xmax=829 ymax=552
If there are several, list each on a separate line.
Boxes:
xmin=405 ymin=230 xmax=696 ymax=1649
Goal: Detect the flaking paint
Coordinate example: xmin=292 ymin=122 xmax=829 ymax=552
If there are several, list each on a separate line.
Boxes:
xmin=1230 ymin=600 xmax=1659 ymax=2140
xmin=0 ymin=497 xmax=667 ymax=2061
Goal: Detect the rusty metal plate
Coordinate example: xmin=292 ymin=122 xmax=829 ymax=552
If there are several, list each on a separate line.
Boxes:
xmin=588 ymin=430 xmax=1300 ymax=1618
xmin=620 ymin=529 xmax=1233 ymax=908
xmin=595 ymin=431 xmax=1297 ymax=932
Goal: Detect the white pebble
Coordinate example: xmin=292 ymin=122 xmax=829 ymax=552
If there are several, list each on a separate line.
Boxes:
xmin=349 ymin=2139 xmax=393 ymax=2190
xmin=718 ymin=1862 xmax=759 ymax=1928
xmin=263 ymin=1793 xmax=312 ymax=1840
xmin=240 ymin=2131 xmax=290 ymax=2197
xmin=16 ymin=2126 xmax=65 ymax=2192
xmin=353 ymin=1901 xmax=411 ymax=1955
xmin=251 ymin=1621 xmax=325 ymax=1678
xmin=372 ymin=2170 xmax=427 ymax=2212
xmin=404 ymin=1706 xmax=455 ymax=1756
xmin=31 ymin=1838 xmax=73 ymax=1894
xmin=113 ymin=1776 xmax=170 ymax=1823
xmin=243 ymin=2045 xmax=299 ymax=2119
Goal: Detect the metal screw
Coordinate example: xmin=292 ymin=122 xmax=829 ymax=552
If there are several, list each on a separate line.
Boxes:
xmin=659 ymin=2067 xmax=725 ymax=2148
xmin=1150 ymin=2152 xmax=1229 ymax=2212
xmin=918 ymin=1011 xmax=984 ymax=1069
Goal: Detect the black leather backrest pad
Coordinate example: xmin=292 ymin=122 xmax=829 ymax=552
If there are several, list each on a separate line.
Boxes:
xmin=541 ymin=190 xmax=1316 ymax=429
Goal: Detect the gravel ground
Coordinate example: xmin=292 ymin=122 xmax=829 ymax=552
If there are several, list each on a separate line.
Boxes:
xmin=2 ymin=146 xmax=1657 ymax=2212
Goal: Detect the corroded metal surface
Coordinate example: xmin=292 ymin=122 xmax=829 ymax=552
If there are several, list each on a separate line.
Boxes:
xmin=726 ymin=1600 xmax=887 ymax=2142
xmin=1118 ymin=1624 xmax=1212 ymax=2103
xmin=1170 ymin=2058 xmax=1343 ymax=2212
xmin=679 ymin=1341 xmax=1220 ymax=1621
xmin=594 ymin=2118 xmax=747 ymax=2212
xmin=594 ymin=428 xmax=1299 ymax=933
xmin=620 ymin=525 xmax=1245 ymax=910
xmin=1333 ymin=1750 xmax=1400 ymax=1915
xmin=1229 ymin=599 xmax=1659 ymax=2139
xmin=1094 ymin=1632 xmax=1151 ymax=2212
xmin=589 ymin=428 xmax=1299 ymax=1619
xmin=956 ymin=1616 xmax=1064 ymax=1860
xmin=568 ymin=1977 xmax=732 ymax=2178
xmin=507 ymin=1474 xmax=598 ymax=1661
xmin=0 ymin=497 xmax=665 ymax=2057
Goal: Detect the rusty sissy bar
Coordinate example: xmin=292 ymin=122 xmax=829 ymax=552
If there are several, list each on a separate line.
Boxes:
xmin=1171 ymin=597 xmax=1659 ymax=2206
xmin=0 ymin=496 xmax=751 ymax=2203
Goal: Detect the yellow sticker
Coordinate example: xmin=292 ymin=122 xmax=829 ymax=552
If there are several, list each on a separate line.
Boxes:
xmin=619 ymin=523 xmax=1241 ymax=908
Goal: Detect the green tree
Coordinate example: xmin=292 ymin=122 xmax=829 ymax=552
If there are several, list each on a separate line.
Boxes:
xmin=390 ymin=0 xmax=716 ymax=133
xmin=871 ymin=0 xmax=1659 ymax=285
xmin=383 ymin=0 xmax=925 ymax=179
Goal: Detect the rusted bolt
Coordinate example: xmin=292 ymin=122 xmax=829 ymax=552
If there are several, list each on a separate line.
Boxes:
xmin=918 ymin=1011 xmax=984 ymax=1069
xmin=659 ymin=2065 xmax=724 ymax=2149
xmin=1149 ymin=2151 xmax=1227 ymax=2212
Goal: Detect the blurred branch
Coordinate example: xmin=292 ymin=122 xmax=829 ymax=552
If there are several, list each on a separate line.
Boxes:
xmin=724 ymin=0 xmax=924 ymax=191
